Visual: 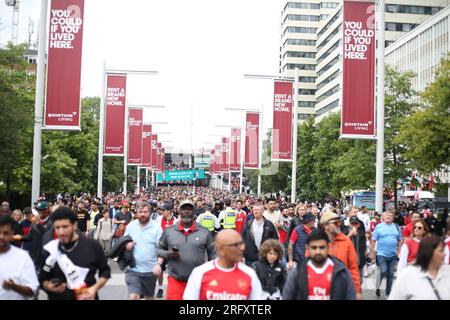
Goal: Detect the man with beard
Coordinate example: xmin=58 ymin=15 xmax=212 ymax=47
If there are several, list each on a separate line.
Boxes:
xmin=39 ymin=207 xmax=111 ymax=300
xmin=282 ymin=229 xmax=356 ymax=300
xmin=123 ymin=201 xmax=163 ymax=300
xmin=155 ymin=200 xmax=215 ymax=300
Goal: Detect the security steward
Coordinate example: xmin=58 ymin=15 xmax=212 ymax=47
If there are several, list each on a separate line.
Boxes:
xmin=196 ymin=203 xmax=219 ymax=236
xmin=218 ymin=198 xmax=237 ymax=230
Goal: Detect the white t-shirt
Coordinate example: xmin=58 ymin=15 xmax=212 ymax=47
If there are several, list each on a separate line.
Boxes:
xmin=0 ymin=246 xmax=39 ymax=300
xmin=357 ymin=212 xmax=371 ymax=232
xmin=263 ymin=210 xmax=281 ymax=229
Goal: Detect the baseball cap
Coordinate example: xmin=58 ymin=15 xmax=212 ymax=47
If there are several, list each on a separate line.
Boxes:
xmin=349 ymin=216 xmax=360 ymax=225
xmin=302 ymin=212 xmax=316 ymax=224
xmin=158 ymin=203 xmax=172 ymax=211
xmin=36 ymin=201 xmax=49 ymax=210
xmin=179 ymin=200 xmax=195 ymax=210
xmin=320 ymin=211 xmax=339 ymax=225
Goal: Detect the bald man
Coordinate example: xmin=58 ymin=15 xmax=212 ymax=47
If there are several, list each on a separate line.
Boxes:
xmin=183 ymin=230 xmax=263 ymax=300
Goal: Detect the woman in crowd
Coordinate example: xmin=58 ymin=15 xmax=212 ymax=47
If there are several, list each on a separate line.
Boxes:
xmin=251 ymin=239 xmax=287 ymax=300
xmin=397 ymin=220 xmax=429 ymax=274
xmin=389 ymin=235 xmax=450 ymax=300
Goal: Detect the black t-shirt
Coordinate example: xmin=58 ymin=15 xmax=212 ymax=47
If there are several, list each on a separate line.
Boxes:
xmin=75 ymin=210 xmax=90 ymax=232
xmin=39 ymin=235 xmax=111 ymax=300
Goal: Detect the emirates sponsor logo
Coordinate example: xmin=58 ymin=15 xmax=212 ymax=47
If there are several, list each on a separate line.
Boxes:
xmin=206 ymin=290 xmax=248 ymax=300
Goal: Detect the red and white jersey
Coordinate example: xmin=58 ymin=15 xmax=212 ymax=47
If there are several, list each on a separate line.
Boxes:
xmin=307 ymin=258 xmax=334 ymax=300
xmin=235 ymin=210 xmax=247 ymax=233
xmin=183 ymin=259 xmax=263 ymax=300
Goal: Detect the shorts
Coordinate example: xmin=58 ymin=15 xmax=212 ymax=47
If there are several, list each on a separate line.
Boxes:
xmin=125 ymin=271 xmax=157 ymax=297
xmin=166 ymin=276 xmax=187 ymax=300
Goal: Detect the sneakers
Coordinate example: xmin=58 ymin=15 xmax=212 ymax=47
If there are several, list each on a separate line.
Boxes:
xmin=156 ymin=288 xmax=163 ymax=298
xmin=375 ymin=289 xmax=381 ymax=297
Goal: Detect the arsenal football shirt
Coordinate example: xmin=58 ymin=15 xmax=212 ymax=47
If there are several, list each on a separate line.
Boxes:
xmin=307 ymin=258 xmax=334 ymax=300
xmin=183 ymin=259 xmax=263 ymax=300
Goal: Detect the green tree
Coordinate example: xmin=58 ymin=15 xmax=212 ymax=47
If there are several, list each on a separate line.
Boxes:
xmin=296 ymin=117 xmax=317 ymax=200
xmin=384 ymin=65 xmax=418 ymax=210
xmin=0 ymin=43 xmax=35 ymax=197
xmin=396 ymin=55 xmax=450 ymax=174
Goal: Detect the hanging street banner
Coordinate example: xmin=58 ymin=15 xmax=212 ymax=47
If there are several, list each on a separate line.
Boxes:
xmin=245 ymin=112 xmax=260 ymax=169
xmin=156 ymin=170 xmax=205 ymax=183
xmin=272 ymin=81 xmax=293 ymax=161
xmin=221 ymin=137 xmax=230 ymax=173
xmin=160 ymin=148 xmax=165 ymax=173
xmin=156 ymin=143 xmax=162 ymax=172
xmin=210 ymin=150 xmax=216 ymax=173
xmin=230 ymin=128 xmax=241 ymax=172
xmin=150 ymin=134 xmax=158 ymax=169
xmin=44 ymin=0 xmax=85 ymax=130
xmin=341 ymin=0 xmax=376 ymax=139
xmin=127 ymin=108 xmax=143 ymax=165
xmin=104 ymin=74 xmax=127 ymax=155
xmin=215 ymin=145 xmax=222 ymax=174
xmin=141 ymin=124 xmax=152 ymax=168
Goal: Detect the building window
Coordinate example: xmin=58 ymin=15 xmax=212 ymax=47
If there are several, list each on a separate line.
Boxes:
xmin=299 ymin=76 xmax=316 ymax=83
xmin=316 ymin=85 xmax=340 ymax=103
xmin=285 ymin=14 xmax=320 ymax=23
xmin=285 ymin=27 xmax=317 ymax=35
xmin=385 ymin=23 xmax=418 ymax=32
xmin=299 ymin=101 xmax=315 ymax=108
xmin=316 ymin=70 xmax=339 ymax=90
xmin=315 ymin=99 xmax=340 ymax=117
xmin=317 ymin=41 xmax=340 ymax=64
xmin=285 ymin=51 xmax=316 ymax=59
xmin=286 ymin=63 xmax=315 ymax=71
xmin=316 ymin=56 xmax=339 ymax=77
xmin=285 ymin=39 xmax=316 ymax=46
xmin=299 ymin=89 xmax=316 ymax=95
xmin=385 ymin=5 xmax=442 ymax=15
xmin=286 ymin=2 xmax=320 ymax=10
xmin=317 ymin=26 xmax=341 ymax=51
xmin=321 ymin=2 xmax=339 ymax=9
xmin=298 ymin=114 xmax=313 ymax=120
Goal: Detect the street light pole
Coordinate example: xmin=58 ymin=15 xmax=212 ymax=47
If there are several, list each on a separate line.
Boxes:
xmin=31 ymin=0 xmax=49 ymax=205
xmin=97 ymin=60 xmax=106 ymax=198
xmin=375 ymin=0 xmax=386 ymax=214
xmin=291 ymin=68 xmax=299 ymax=203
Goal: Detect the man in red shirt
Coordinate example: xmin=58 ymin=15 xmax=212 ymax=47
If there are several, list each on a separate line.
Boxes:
xmin=183 ymin=229 xmax=263 ymax=300
xmin=282 ymin=229 xmax=356 ymax=300
xmin=402 ymin=211 xmax=421 ymax=240
xmin=234 ymin=199 xmax=247 ymax=234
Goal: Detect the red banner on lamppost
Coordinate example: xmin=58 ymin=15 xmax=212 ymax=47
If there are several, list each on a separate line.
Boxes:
xmin=210 ymin=149 xmax=216 ymax=173
xmin=44 ymin=0 xmax=85 ymax=130
xmin=156 ymin=143 xmax=162 ymax=172
xmin=341 ymin=0 xmax=376 ymax=138
xmin=127 ymin=108 xmax=143 ymax=165
xmin=142 ymin=124 xmax=152 ymax=168
xmin=104 ymin=74 xmax=127 ymax=155
xmin=272 ymin=81 xmax=293 ymax=161
xmin=230 ymin=128 xmax=241 ymax=172
xmin=245 ymin=112 xmax=260 ymax=169
xmin=161 ymin=148 xmax=165 ymax=173
xmin=215 ymin=144 xmax=222 ymax=173
xmin=221 ymin=138 xmax=230 ymax=172
xmin=150 ymin=134 xmax=158 ymax=170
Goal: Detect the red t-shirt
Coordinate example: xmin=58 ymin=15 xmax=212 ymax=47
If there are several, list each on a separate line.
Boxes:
xmin=235 ymin=210 xmax=247 ymax=234
xmin=370 ymin=220 xmax=381 ymax=233
xmin=307 ymin=258 xmax=334 ymax=300
xmin=183 ymin=259 xmax=262 ymax=300
xmin=405 ymin=238 xmax=420 ymax=263
xmin=402 ymin=223 xmax=414 ymax=238
xmin=161 ymin=217 xmax=176 ymax=231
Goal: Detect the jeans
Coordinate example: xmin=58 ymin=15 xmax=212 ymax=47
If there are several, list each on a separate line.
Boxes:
xmin=376 ymin=255 xmax=397 ymax=296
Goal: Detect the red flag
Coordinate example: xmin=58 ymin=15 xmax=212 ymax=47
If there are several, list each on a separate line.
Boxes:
xmin=230 ymin=128 xmax=241 ymax=172
xmin=272 ymin=81 xmax=293 ymax=161
xmin=221 ymin=138 xmax=230 ymax=172
xmin=44 ymin=0 xmax=85 ymax=130
xmin=245 ymin=112 xmax=260 ymax=169
xmin=410 ymin=172 xmax=415 ymax=189
xmin=340 ymin=0 xmax=376 ymax=138
xmin=127 ymin=108 xmax=143 ymax=165
xmin=104 ymin=74 xmax=127 ymax=155
xmin=429 ymin=174 xmax=434 ymax=191
xmin=142 ymin=125 xmax=152 ymax=168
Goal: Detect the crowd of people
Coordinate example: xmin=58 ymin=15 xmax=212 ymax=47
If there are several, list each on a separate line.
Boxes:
xmin=0 ymin=186 xmax=449 ymax=300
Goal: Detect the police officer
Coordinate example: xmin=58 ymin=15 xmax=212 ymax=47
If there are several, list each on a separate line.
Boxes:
xmin=218 ymin=198 xmax=237 ymax=230
xmin=196 ymin=203 xmax=219 ymax=235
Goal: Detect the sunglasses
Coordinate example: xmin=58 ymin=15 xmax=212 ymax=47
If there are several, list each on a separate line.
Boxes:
xmin=310 ymin=245 xmax=327 ymax=250
xmin=414 ymin=226 xmax=423 ymax=230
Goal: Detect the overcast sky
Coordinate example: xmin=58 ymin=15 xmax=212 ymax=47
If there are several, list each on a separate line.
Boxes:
xmin=1 ymin=0 xmax=284 ymax=154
